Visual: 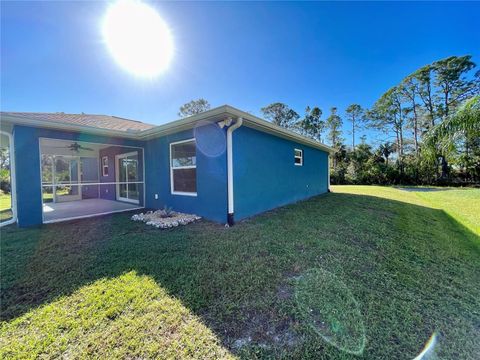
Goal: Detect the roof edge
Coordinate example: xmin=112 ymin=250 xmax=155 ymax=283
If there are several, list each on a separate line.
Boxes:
xmin=138 ymin=105 xmax=334 ymax=153
xmin=222 ymin=105 xmax=334 ymax=154
xmin=0 ymin=114 xmax=142 ymax=139
xmin=1 ymin=105 xmax=334 ymax=153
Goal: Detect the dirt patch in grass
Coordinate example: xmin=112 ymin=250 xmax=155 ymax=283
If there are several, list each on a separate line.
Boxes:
xmin=231 ymin=309 xmax=300 ymax=351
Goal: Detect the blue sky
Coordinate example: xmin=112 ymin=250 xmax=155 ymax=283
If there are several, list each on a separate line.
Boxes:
xmin=1 ymin=1 xmax=479 ymax=145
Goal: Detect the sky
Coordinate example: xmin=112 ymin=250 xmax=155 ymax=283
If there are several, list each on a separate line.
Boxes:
xmin=1 ymin=1 xmax=479 ymax=145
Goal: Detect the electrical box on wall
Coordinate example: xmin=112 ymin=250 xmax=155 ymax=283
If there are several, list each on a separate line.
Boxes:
xmin=154 ymin=194 xmax=158 ymax=200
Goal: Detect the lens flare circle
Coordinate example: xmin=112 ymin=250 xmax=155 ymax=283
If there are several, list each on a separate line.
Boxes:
xmin=102 ymin=0 xmax=173 ymax=77
xmin=194 ymin=121 xmax=227 ymax=158
xmin=295 ymin=268 xmax=366 ymax=355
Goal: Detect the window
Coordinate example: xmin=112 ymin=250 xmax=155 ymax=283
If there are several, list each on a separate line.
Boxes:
xmin=102 ymin=156 xmax=109 ymax=176
xmin=170 ymin=139 xmax=197 ymax=195
xmin=294 ymin=148 xmax=303 ymax=166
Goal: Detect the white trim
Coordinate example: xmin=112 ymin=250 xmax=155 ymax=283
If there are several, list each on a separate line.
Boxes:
xmin=171 ymin=191 xmax=197 ymax=197
xmin=115 ymin=151 xmax=140 ymax=204
xmin=43 ymin=206 xmax=144 ymax=224
xmin=139 ymin=105 xmax=335 ymax=153
xmin=226 ymin=117 xmax=243 ymax=216
xmin=0 ymin=130 xmax=17 ymax=227
xmin=42 ymin=181 xmax=144 ymax=186
xmin=169 ymin=138 xmax=197 ymax=196
xmin=102 ymin=156 xmax=109 ymax=177
xmin=294 ymin=148 xmax=303 ymax=166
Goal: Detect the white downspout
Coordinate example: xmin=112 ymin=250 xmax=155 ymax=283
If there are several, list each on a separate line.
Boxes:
xmin=226 ymin=117 xmax=243 ymax=226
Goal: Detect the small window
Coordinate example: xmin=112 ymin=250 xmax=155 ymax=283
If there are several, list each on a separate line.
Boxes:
xmin=294 ymin=149 xmax=303 ymax=166
xmin=102 ymin=156 xmax=109 ymax=176
xmin=170 ymin=139 xmax=197 ymax=196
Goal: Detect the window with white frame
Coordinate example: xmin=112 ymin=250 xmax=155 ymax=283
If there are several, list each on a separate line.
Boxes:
xmin=170 ymin=139 xmax=197 ymax=195
xmin=102 ymin=156 xmax=109 ymax=176
xmin=294 ymin=148 xmax=303 ymax=166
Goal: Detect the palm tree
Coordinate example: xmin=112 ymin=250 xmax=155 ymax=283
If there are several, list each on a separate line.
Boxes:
xmin=378 ymin=142 xmax=395 ymax=165
xmin=426 ymin=96 xmax=479 ymax=147
xmin=424 ymin=96 xmax=480 ymax=181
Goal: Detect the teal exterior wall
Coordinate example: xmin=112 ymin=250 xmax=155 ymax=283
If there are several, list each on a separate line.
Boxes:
xmin=12 ymin=122 xmax=328 ymax=227
xmin=13 ymin=125 xmax=145 ymax=227
xmin=144 ymin=123 xmax=228 ymax=223
xmin=232 ymin=126 xmax=329 ymax=221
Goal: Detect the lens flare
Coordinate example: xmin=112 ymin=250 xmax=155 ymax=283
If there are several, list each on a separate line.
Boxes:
xmin=413 ymin=332 xmax=438 ymax=360
xmin=102 ymin=0 xmax=174 ymax=77
xmin=295 ymin=268 xmax=366 ymax=355
xmin=194 ymin=121 xmax=227 ymax=158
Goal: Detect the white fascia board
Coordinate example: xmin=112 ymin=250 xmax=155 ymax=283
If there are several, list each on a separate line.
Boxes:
xmin=221 ymin=106 xmax=335 ymax=154
xmin=139 ymin=105 xmax=334 ymax=153
xmin=138 ymin=106 xmax=231 ymax=140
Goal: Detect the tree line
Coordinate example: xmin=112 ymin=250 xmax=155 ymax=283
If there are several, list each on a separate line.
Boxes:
xmin=178 ymin=55 xmax=480 ymax=186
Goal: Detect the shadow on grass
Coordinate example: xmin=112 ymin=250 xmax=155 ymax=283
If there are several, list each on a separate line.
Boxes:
xmin=1 ymin=192 xmax=479 ymax=358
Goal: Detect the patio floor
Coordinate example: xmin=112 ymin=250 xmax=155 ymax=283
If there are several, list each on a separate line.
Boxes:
xmin=43 ymin=198 xmax=142 ymax=223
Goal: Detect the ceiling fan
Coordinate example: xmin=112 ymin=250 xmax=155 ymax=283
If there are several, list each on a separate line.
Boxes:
xmin=54 ymin=142 xmax=95 ymax=152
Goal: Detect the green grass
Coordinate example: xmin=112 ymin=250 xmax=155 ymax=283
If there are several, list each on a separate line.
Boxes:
xmin=0 ymin=192 xmax=12 ymax=222
xmin=416 ymin=188 xmax=479 ymax=234
xmin=1 ymin=186 xmax=479 ymax=359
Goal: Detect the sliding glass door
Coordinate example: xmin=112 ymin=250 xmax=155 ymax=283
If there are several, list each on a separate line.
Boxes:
xmin=115 ymin=152 xmax=139 ymax=204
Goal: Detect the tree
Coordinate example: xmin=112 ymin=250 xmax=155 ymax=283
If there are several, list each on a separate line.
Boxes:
xmin=433 ymin=56 xmax=477 ymax=119
xmin=413 ymin=65 xmax=436 ymax=129
xmin=297 ymin=106 xmax=324 ymax=141
xmin=432 ymin=56 xmax=476 ymax=179
xmin=178 ymin=99 xmax=211 ymax=117
xmin=0 ymin=146 xmax=11 ymax=194
xmin=399 ymin=75 xmax=421 ymax=155
xmin=426 ymin=96 xmax=480 ymax=151
xmin=378 ymin=142 xmax=395 ymax=166
xmin=345 ymin=104 xmax=364 ymax=151
xmin=326 ymin=107 xmax=343 ymax=170
xmin=326 ymin=107 xmax=343 ymax=147
xmin=368 ymin=86 xmax=406 ymax=166
xmin=261 ymin=103 xmax=299 ymax=129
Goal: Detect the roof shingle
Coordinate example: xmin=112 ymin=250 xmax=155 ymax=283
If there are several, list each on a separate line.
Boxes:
xmin=0 ymin=112 xmax=155 ymax=132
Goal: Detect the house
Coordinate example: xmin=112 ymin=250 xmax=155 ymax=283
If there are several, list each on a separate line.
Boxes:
xmin=0 ymin=105 xmax=333 ymax=228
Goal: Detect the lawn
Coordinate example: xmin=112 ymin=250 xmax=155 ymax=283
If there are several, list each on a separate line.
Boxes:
xmin=0 ymin=192 xmax=12 ymax=222
xmin=1 ymin=186 xmax=479 ymax=359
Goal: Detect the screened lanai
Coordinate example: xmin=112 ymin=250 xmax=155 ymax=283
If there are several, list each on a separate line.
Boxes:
xmin=39 ymin=138 xmax=144 ymax=223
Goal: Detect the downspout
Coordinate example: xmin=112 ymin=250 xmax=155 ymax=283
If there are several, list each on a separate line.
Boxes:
xmin=224 ymin=117 xmax=243 ymax=226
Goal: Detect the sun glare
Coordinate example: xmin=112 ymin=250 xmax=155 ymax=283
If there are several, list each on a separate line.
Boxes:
xmin=102 ymin=0 xmax=174 ymax=77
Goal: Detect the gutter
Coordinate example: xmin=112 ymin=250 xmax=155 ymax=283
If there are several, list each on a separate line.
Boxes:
xmin=218 ymin=117 xmax=243 ymax=226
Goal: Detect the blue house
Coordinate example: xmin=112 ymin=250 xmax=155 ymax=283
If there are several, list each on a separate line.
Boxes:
xmin=0 ymin=105 xmax=332 ymax=228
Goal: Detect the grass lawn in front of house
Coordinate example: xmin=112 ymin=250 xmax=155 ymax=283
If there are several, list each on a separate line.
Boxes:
xmin=1 ymin=186 xmax=479 ymax=359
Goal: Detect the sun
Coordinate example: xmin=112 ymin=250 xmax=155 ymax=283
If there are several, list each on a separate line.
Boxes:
xmin=102 ymin=0 xmax=174 ymax=77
